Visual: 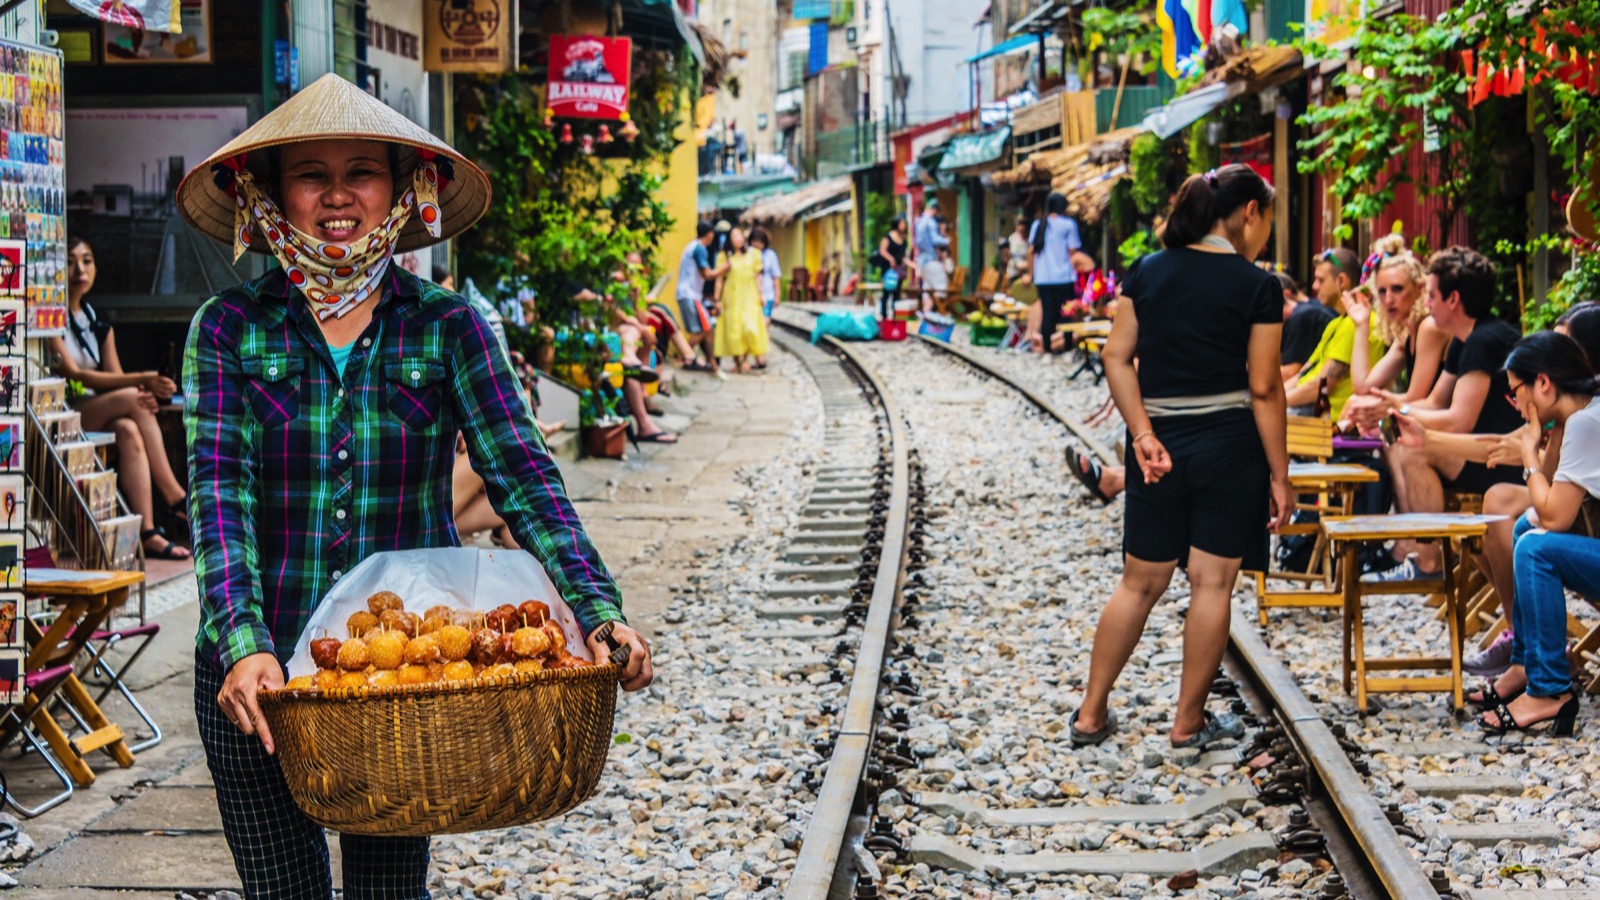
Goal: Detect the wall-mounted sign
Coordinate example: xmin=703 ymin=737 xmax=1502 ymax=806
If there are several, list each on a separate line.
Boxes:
xmin=423 ymin=0 xmax=511 ymax=73
xmin=547 ymin=35 xmax=632 ymax=120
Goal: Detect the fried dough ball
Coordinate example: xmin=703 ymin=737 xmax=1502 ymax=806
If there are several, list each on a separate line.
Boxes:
xmin=285 ymin=675 xmax=316 ymax=691
xmin=514 ymin=658 xmax=544 ymax=676
xmin=426 ymin=662 xmax=446 ymax=682
xmin=366 ymin=591 xmax=405 ymax=615
xmin=542 ymin=621 xmax=568 ymax=656
xmin=435 ymin=625 xmax=472 ymax=662
xmin=336 ymin=638 xmax=371 ymax=671
xmin=346 ymin=611 xmax=379 ymax=638
xmin=313 ymin=669 xmax=341 ymax=691
xmin=482 ymin=662 xmax=516 ymax=679
xmin=418 ymin=614 xmax=451 ymax=636
xmin=511 ymin=626 xmax=551 ymax=659
xmin=441 ymin=660 xmax=476 ymax=681
xmin=485 ymin=604 xmax=518 ymax=633
xmin=402 ymin=634 xmax=441 ymax=665
xmin=378 ymin=609 xmax=420 ymax=638
xmin=368 ymin=670 xmax=399 ymax=689
xmin=396 ymin=663 xmax=428 ymax=686
xmin=424 ymin=604 xmax=455 ymax=622
xmin=368 ymin=631 xmax=406 ymax=670
xmin=337 ymin=670 xmax=369 ymax=690
xmin=519 ymin=600 xmax=551 ymax=626
xmin=470 ymin=627 xmax=502 ymax=666
xmin=310 ymin=637 xmax=341 ymax=669
xmin=451 ymin=608 xmax=480 ymax=628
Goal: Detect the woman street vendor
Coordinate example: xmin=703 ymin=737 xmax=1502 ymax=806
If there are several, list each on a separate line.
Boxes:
xmin=175 ymin=74 xmax=653 ymax=897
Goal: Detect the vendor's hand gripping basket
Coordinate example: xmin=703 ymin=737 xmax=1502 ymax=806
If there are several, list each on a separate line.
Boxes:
xmin=258 ymin=624 xmax=629 ymax=836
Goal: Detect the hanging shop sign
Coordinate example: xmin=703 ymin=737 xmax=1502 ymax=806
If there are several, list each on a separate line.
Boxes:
xmin=102 ymin=0 xmax=212 ymax=64
xmin=423 ymin=0 xmax=512 ymax=74
xmin=547 ymin=35 xmax=632 ymax=121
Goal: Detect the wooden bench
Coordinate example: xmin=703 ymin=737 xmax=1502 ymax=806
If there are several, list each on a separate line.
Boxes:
xmin=1322 ymin=513 xmax=1499 ymax=712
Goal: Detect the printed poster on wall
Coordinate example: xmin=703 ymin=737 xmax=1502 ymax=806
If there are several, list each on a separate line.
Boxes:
xmin=423 ymin=0 xmax=512 ymax=73
xmin=547 ymin=35 xmax=632 ymax=120
xmin=102 ymin=0 xmax=211 ymax=64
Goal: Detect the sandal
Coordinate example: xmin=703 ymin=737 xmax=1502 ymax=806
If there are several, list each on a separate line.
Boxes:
xmin=622 ymin=366 xmax=660 ymax=384
xmin=1466 ymin=678 xmax=1524 ymax=710
xmin=1171 ymin=711 xmax=1245 ymax=750
xmin=1480 ymin=693 xmax=1579 ymax=737
xmin=1068 ymin=709 xmax=1117 ymax=747
xmin=1067 ymin=449 xmax=1112 ymax=505
xmin=161 ymin=495 xmax=190 ymax=529
xmin=141 ymin=527 xmax=191 ymax=561
xmin=683 ymin=360 xmax=713 ymax=372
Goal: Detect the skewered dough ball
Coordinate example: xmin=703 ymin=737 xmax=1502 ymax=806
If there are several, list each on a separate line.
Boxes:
xmin=396 ymin=663 xmax=428 ymax=686
xmin=366 ymin=591 xmax=405 ymax=615
xmin=511 ymin=626 xmax=551 ymax=659
xmin=285 ymin=675 xmax=315 ymax=691
xmin=542 ymin=621 xmax=568 ymax=656
xmin=482 ymin=663 xmax=516 ymax=679
xmin=470 ymin=627 xmax=502 ymax=666
xmin=346 ymin=611 xmax=379 ymax=638
xmin=314 ymin=669 xmax=340 ymax=691
xmin=441 ymin=660 xmax=475 ymax=681
xmin=336 ymin=671 xmax=369 ymax=690
xmin=424 ymin=604 xmax=455 ymax=622
xmin=426 ymin=662 xmax=446 ymax=682
xmin=368 ymin=631 xmax=406 ymax=670
xmin=418 ymin=614 xmax=450 ymax=635
xmin=368 ymin=670 xmax=399 ymax=688
xmin=402 ymin=634 xmax=441 ymax=665
xmin=435 ymin=625 xmax=472 ymax=662
xmin=310 ymin=637 xmax=341 ymax=669
xmin=485 ymin=604 xmax=518 ymax=633
xmin=514 ymin=659 xmax=544 ymax=676
xmin=378 ymin=609 xmax=420 ymax=638
xmin=519 ymin=600 xmax=550 ymax=626
xmin=336 ymin=638 xmax=371 ymax=671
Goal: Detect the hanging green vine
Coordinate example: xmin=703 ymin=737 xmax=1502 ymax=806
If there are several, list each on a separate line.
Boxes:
xmin=1128 ymin=132 xmax=1170 ymax=216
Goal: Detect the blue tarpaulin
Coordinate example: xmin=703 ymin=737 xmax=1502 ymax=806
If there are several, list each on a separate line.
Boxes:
xmin=965 ymin=34 xmax=1037 ymax=64
xmin=808 ymin=22 xmax=828 ymax=75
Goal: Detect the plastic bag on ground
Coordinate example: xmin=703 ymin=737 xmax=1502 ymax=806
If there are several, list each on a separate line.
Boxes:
xmin=811 ymin=309 xmax=880 ymax=343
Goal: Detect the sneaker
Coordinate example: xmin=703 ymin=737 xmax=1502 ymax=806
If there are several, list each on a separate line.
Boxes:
xmin=1360 ymin=554 xmax=1444 ymax=584
xmin=1360 ymin=548 xmax=1404 ymax=576
xmin=1464 ymin=629 xmax=1516 ymax=678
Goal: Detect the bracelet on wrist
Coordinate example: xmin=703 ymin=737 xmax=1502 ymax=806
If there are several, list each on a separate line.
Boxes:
xmin=1131 ymin=429 xmax=1154 ymax=445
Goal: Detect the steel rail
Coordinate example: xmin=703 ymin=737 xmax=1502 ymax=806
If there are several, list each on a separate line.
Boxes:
xmin=915 ymin=332 xmax=1436 ymax=900
xmin=769 ymin=317 xmax=912 ymax=900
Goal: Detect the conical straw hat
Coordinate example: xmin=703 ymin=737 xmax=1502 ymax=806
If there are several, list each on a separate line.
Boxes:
xmin=177 ymin=73 xmax=491 ymax=254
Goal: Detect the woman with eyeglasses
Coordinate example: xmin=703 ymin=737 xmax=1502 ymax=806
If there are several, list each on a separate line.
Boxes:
xmin=1468 ymin=330 xmax=1600 ymax=736
xmin=1346 ymin=234 xmax=1448 ymax=400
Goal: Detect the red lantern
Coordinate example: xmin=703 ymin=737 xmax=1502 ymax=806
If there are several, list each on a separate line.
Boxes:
xmin=598 ymin=124 xmax=614 ymax=144
xmin=620 ymin=120 xmax=639 ymax=142
xmin=580 ymin=133 xmax=595 ymax=154
xmin=559 ymin=123 xmax=574 ymax=145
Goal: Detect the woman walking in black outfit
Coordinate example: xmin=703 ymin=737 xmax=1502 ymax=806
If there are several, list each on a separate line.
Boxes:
xmin=873 ymin=215 xmax=910 ymax=319
xmin=1071 ymin=165 xmax=1292 ymax=750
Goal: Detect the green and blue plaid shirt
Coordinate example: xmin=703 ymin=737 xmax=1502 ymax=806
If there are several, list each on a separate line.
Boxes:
xmin=185 ymin=266 xmax=624 ymax=672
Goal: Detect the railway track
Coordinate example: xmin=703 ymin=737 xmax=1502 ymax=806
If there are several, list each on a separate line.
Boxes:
xmin=769 ymin=307 xmax=1449 ymax=900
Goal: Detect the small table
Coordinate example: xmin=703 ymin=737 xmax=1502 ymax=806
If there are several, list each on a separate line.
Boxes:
xmin=1255 ymin=462 xmax=1384 ymax=623
xmin=1321 ymin=514 xmax=1501 ymax=712
xmin=21 ymin=568 xmax=145 ymax=785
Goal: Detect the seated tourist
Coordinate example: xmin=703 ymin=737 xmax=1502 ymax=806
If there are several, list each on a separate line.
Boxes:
xmin=1279 ymin=270 xmax=1335 ymax=382
xmin=1283 ymin=248 xmax=1381 ymax=421
xmin=1345 ymin=235 xmax=1449 ymax=401
xmin=1469 ymin=331 xmax=1600 ymax=736
xmin=48 ymin=236 xmax=190 ymax=560
xmin=1364 ymin=247 xmax=1525 ymax=582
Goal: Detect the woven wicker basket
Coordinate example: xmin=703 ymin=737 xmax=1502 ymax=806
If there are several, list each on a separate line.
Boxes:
xmin=258 ymin=662 xmax=622 ymax=836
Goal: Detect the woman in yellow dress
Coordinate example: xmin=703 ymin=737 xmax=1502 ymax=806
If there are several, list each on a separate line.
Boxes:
xmin=714 ymin=226 xmax=770 ymax=373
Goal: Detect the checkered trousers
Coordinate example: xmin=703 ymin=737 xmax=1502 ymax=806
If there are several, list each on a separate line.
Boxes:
xmin=194 ymin=653 xmax=431 ymax=899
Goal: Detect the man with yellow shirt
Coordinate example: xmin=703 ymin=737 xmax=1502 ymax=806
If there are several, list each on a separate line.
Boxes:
xmin=1284 ymin=248 xmax=1386 ymax=421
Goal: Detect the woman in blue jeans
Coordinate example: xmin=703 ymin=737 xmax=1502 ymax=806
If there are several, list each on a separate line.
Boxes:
xmin=1478 ymin=330 xmax=1600 ymax=736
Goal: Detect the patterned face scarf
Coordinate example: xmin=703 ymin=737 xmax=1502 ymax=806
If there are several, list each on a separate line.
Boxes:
xmin=211 ymin=150 xmax=451 ymax=320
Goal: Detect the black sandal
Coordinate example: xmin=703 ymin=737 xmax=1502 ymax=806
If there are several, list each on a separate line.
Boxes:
xmin=1480 ymin=693 xmax=1579 ymax=736
xmin=1067 ymin=448 xmax=1112 ymax=505
xmin=141 ymin=527 xmax=191 ymax=560
xmin=1466 ymin=678 xmax=1524 ymax=710
xmin=161 ymin=495 xmax=190 ymax=529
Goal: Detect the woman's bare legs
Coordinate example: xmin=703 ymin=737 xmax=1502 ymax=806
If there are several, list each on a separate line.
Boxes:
xmin=75 ymin=388 xmax=188 ymax=557
xmin=457 ymin=493 xmax=516 ymax=548
xmin=1479 ymin=483 xmax=1531 ymax=624
xmin=1075 ymin=554 xmax=1178 ymax=732
xmin=452 ymin=452 xmax=484 ymax=519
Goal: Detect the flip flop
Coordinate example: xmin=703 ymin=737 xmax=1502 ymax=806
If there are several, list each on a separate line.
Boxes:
xmin=636 ymin=432 xmax=678 ymax=444
xmin=1068 ymin=709 xmax=1117 ymax=747
xmin=141 ymin=527 xmax=191 ymax=561
xmin=1170 ymin=711 xmax=1245 ymax=750
xmin=1067 ymin=448 xmax=1112 ymax=505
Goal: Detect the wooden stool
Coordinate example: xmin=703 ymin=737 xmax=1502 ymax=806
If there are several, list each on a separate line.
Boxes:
xmin=1253 ymin=461 xmax=1381 ymax=624
xmin=1322 ymin=514 xmax=1499 ymax=712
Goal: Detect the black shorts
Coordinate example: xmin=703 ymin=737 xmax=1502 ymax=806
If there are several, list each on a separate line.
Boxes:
xmin=1443 ymin=460 xmax=1525 ymax=495
xmin=1123 ymin=411 xmax=1269 ymax=570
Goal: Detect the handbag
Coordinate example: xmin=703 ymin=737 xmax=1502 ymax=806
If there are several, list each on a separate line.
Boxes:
xmin=1572 ymin=495 xmax=1600 ymax=539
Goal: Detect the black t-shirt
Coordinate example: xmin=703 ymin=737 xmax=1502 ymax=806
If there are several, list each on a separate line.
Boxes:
xmin=1442 ymin=318 xmax=1523 ymax=435
xmin=1123 ymin=248 xmax=1281 ymax=399
xmin=1281 ymin=300 xmax=1337 ymax=367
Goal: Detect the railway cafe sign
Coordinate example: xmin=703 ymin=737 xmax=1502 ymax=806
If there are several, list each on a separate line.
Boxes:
xmin=423 ymin=0 xmax=512 ymax=73
xmin=547 ymin=35 xmax=632 ymax=120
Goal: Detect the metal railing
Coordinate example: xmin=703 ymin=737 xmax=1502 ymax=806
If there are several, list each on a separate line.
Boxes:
xmin=811 ymin=117 xmax=888 ymax=177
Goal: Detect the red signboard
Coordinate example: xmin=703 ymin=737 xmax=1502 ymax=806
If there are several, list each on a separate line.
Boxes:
xmin=548 ymin=35 xmax=632 ymax=120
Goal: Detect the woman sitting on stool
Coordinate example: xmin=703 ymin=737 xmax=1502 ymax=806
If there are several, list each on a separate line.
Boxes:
xmin=1474 ymin=330 xmax=1600 ymax=736
xmin=1071 ymin=165 xmax=1291 ymax=751
xmin=49 ymin=236 xmax=190 ymax=560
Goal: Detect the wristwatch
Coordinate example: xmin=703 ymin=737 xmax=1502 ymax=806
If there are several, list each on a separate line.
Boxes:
xmin=1397 ymin=404 xmax=1412 ymax=417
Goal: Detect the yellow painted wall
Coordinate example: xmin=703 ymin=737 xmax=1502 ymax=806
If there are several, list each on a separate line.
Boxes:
xmin=657 ymin=89 xmax=702 ymax=308
xmin=771 ymin=223 xmax=805 ymax=292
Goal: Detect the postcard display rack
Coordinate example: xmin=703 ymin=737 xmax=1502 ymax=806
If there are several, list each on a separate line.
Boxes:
xmin=0 ymin=39 xmax=70 ymax=707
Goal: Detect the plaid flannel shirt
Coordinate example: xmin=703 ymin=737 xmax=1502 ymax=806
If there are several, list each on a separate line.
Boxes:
xmin=185 ymin=266 xmax=624 ymax=672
